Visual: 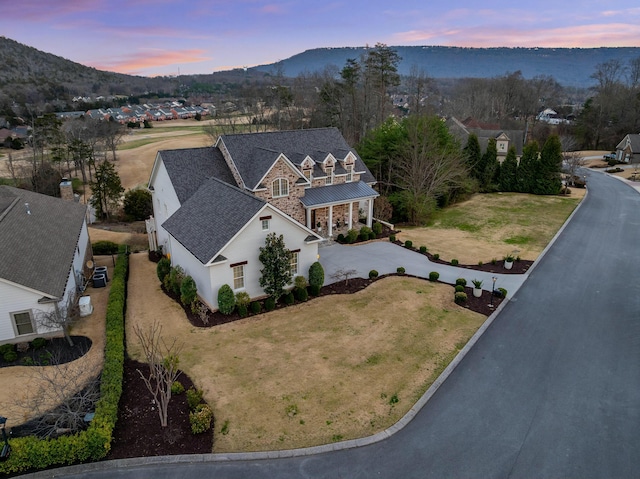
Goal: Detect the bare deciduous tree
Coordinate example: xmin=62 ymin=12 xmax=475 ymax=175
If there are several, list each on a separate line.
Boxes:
xmin=134 ymin=322 xmax=182 ymax=428
xmin=36 ymin=295 xmax=80 ymax=347
xmin=330 ymin=268 xmax=358 ymax=285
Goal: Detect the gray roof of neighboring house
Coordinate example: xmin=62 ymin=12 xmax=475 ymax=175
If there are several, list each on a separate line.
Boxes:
xmin=219 ymin=128 xmax=376 ymax=189
xmin=157 ymin=147 xmax=236 ymax=203
xmin=616 ymin=134 xmax=640 ymax=152
xmin=161 ymin=178 xmax=266 ymax=264
xmin=446 ymin=118 xmax=525 ymax=156
xmin=300 ymin=181 xmax=379 ymax=207
xmin=0 ymin=186 xmax=87 ymax=299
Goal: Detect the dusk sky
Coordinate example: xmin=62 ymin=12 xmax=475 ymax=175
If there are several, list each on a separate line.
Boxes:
xmin=2 ymin=0 xmax=640 ymax=77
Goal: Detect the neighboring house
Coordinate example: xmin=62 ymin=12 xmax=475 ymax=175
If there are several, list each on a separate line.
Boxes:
xmin=447 ymin=117 xmax=525 ymax=158
xmin=0 ymin=184 xmax=92 ymax=344
xmin=147 ymin=128 xmax=379 ymax=311
xmin=614 ymin=134 xmax=640 ymax=164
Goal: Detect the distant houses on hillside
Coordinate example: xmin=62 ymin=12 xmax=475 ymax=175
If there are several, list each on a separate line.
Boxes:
xmin=55 ymin=101 xmax=214 ymax=125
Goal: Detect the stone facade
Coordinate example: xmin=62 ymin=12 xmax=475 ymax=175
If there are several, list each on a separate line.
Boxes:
xmin=253 ymin=157 xmax=306 ymax=224
xmin=218 ymin=139 xmax=245 ymax=189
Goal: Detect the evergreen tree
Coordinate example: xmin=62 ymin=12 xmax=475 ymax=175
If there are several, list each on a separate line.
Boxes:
xmin=516 ymin=142 xmax=539 ymax=193
xmin=498 ymin=146 xmax=518 ymax=192
xmin=478 ymin=138 xmax=499 ymax=191
xmin=90 ymin=160 xmax=124 ymax=219
xmin=258 ymin=233 xmax=292 ymax=301
xmin=463 ymin=133 xmax=482 ymax=181
xmin=534 ymin=134 xmax=563 ymax=194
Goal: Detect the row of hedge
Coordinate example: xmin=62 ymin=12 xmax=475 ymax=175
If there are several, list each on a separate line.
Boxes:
xmin=0 ymin=247 xmax=128 ymax=474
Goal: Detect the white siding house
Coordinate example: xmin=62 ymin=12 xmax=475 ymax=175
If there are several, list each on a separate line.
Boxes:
xmin=0 ymin=186 xmax=91 ymax=344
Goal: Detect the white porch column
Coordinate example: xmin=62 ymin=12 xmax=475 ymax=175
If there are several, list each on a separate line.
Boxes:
xmin=328 ymin=205 xmax=334 ymax=237
xmin=348 ymin=202 xmax=354 ymax=228
xmin=306 ymin=207 xmax=312 ymax=229
xmin=367 ymin=198 xmax=374 ymax=227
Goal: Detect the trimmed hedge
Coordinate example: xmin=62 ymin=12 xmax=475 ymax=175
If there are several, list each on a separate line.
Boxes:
xmin=454 ymin=292 xmax=468 ymax=304
xmin=92 ymin=240 xmax=119 ymax=255
xmin=0 ymin=248 xmax=128 ymax=475
xmin=429 ymin=271 xmax=440 ymax=282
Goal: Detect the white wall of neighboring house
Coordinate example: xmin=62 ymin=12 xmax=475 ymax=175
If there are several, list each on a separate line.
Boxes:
xmin=0 ymin=280 xmax=56 ymax=343
xmin=149 ymin=158 xmax=181 ymax=258
xmin=168 ymin=204 xmax=319 ymax=310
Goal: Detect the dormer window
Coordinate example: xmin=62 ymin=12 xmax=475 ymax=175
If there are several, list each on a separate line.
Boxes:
xmin=325 ymin=166 xmax=333 ymax=185
xmin=345 ymin=164 xmax=353 ymax=182
xmin=303 ymin=168 xmax=312 ymax=182
xmin=272 ymin=178 xmax=289 ymax=198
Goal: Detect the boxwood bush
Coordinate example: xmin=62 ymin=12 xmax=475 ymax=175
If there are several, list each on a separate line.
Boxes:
xmin=369 ymin=270 xmax=379 ymax=279
xmin=454 ymin=292 xmax=468 ymax=304
xmin=429 ymin=271 xmax=440 ymax=282
xmin=0 ymin=248 xmax=128 ymax=475
xmin=455 ymin=285 xmax=465 ymax=293
xmin=92 ymin=240 xmax=119 ymax=255
xmin=217 ymin=284 xmax=235 ymax=315
xmin=455 ymin=278 xmax=467 ymax=287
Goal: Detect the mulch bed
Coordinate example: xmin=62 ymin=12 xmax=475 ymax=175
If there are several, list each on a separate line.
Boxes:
xmin=107 ymin=358 xmax=214 ymax=459
xmin=0 ymin=336 xmax=92 ymax=368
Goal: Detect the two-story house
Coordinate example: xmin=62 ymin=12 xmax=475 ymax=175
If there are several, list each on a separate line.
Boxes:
xmin=147 ymin=128 xmax=378 ymax=311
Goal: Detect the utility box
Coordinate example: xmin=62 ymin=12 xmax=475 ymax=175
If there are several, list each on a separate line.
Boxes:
xmin=79 ymin=296 xmax=93 ymax=317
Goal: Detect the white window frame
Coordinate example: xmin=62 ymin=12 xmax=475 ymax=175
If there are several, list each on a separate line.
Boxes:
xmin=290 ymin=251 xmax=299 ymax=276
xmin=11 ymin=310 xmax=35 ymax=336
xmin=233 ymin=264 xmax=245 ymax=290
xmin=303 ymin=168 xmax=312 ymax=182
xmin=345 ymin=164 xmax=353 ymax=182
xmin=272 ymin=178 xmax=289 ymax=198
xmin=325 ymin=166 xmax=334 ymax=185
xmin=261 ymin=219 xmax=270 ymax=231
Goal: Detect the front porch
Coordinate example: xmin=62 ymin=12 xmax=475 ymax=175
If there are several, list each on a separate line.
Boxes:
xmin=300 ymin=182 xmax=379 ymax=239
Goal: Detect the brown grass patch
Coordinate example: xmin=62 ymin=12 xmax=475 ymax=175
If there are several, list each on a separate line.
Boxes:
xmin=126 ymin=253 xmax=485 ymax=452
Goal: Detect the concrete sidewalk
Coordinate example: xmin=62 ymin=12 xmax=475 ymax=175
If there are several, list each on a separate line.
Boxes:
xmin=318 ymin=241 xmax=526 ymax=296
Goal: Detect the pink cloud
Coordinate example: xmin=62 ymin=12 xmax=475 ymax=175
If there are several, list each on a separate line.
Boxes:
xmin=88 ymin=49 xmax=211 ymax=75
xmin=394 ymin=23 xmax=640 ymax=48
xmin=0 ymin=0 xmax=105 ymax=22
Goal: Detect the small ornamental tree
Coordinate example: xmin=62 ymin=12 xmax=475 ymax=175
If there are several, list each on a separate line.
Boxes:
xmin=308 ymin=261 xmax=325 ymax=295
xmin=157 ymin=257 xmax=171 ymax=283
xmin=258 ymin=233 xmax=292 ymax=302
xmin=218 ymin=284 xmax=236 ymax=315
xmin=123 ymin=188 xmax=153 ymax=221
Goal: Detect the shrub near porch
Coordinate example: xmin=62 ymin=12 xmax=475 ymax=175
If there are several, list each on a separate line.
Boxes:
xmin=126 ymin=253 xmax=485 ymax=453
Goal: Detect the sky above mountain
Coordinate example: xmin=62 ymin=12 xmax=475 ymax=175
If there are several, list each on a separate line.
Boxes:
xmin=2 ymin=0 xmax=639 ymax=77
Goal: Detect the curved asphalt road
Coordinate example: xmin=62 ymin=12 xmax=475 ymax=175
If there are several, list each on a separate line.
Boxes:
xmin=37 ymin=169 xmax=640 ymax=478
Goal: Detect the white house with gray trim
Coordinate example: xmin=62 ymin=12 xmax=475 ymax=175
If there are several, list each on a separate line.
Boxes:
xmin=147 ymin=128 xmax=378 ymax=310
xmin=0 ymin=186 xmax=91 ymax=344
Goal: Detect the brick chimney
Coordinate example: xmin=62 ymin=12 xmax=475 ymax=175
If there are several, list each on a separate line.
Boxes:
xmin=59 ymin=178 xmax=74 ymax=201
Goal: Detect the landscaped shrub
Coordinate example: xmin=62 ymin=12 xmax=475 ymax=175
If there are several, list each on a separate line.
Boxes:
xmin=372 ymin=222 xmax=383 ymax=235
xmin=389 ymin=234 xmax=396 ymax=242
xmin=235 ymin=292 xmax=250 ymax=317
xmin=455 ymin=278 xmax=467 ymax=287
xmin=308 ymin=284 xmax=321 ymax=296
xmin=180 ymin=275 xmax=197 ymax=307
xmin=3 ymin=350 xmax=17 ymax=362
xmin=283 ymin=291 xmax=295 ymax=305
xmin=92 ymin=240 xmax=119 ymax=255
xmin=294 ymin=287 xmax=308 ymax=301
xmin=190 ymin=403 xmax=213 ymax=434
xmin=346 ymin=228 xmax=359 ymax=243
xmin=250 ymin=301 xmax=262 ymax=314
xmin=369 ymin=231 xmax=377 ymax=240
xmin=455 ymin=285 xmax=465 ymax=293
xmin=454 ymin=292 xmax=468 ymax=304
xmin=433 ymin=253 xmax=440 ymax=260
xmin=156 ymin=257 xmax=171 ymax=283
xmin=478 ymin=260 xmax=484 ymax=266
xmin=171 ymin=381 xmax=185 ymax=395
xmin=498 ymin=287 xmax=508 ymax=298
xmin=451 ymin=259 xmax=459 ymax=266
xmin=217 ymin=284 xmax=236 ymax=315
xmin=0 ymin=249 xmax=128 ymax=475
xmin=491 ymin=258 xmax=497 ymax=265
xmin=397 ymin=266 xmax=406 ymax=274
xmin=369 ymin=270 xmax=379 ymax=279
xmin=359 ymin=226 xmax=372 ymax=241
xmin=419 ymin=246 xmax=427 ymax=254
xmin=264 ymin=296 xmax=276 ymax=311
xmin=186 ymin=387 xmax=204 ymax=411
xmin=168 ymin=266 xmax=185 ymax=296
xmin=404 ymin=240 xmax=413 ymax=249
xmin=429 ymin=271 xmax=440 ymax=281
xmin=30 ymin=337 xmax=47 ymax=350
xmin=123 ymin=188 xmax=153 ymax=221
xmin=337 ymin=233 xmax=345 ymax=243
xmin=0 ymin=343 xmax=15 ymax=357
xmin=308 ymin=262 xmax=324 ymax=291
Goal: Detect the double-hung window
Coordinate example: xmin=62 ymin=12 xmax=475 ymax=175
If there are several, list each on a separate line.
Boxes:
xmin=233 ymin=264 xmax=245 ymax=290
xmin=345 ymin=164 xmax=353 ymax=182
xmin=290 ymin=251 xmax=299 ymax=276
xmin=12 ymin=311 xmax=34 ymax=336
xmin=325 ymin=166 xmax=333 ymax=185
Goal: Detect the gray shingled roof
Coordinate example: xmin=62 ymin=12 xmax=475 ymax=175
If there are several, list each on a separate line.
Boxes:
xmin=0 ymin=186 xmax=87 ymax=298
xmin=300 ymin=181 xmax=379 ymax=207
xmin=616 ymin=134 xmax=640 ymax=152
xmin=219 ymin=128 xmax=375 ymax=189
xmin=161 ymin=178 xmax=266 ymax=264
xmin=156 ymin=147 xmax=235 ymax=203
